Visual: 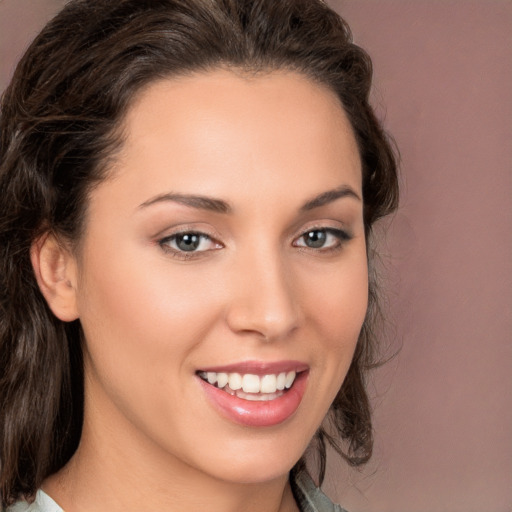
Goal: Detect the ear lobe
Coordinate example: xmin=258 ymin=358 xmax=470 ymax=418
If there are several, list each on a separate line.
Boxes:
xmin=30 ymin=233 xmax=79 ymax=322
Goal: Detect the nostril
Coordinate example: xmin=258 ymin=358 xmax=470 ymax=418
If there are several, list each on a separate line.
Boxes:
xmin=225 ymin=294 xmax=300 ymax=341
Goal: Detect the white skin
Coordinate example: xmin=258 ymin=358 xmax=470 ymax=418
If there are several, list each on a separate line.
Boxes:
xmin=32 ymin=69 xmax=368 ymax=512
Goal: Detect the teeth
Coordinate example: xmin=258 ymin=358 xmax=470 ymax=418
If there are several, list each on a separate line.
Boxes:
xmin=199 ymin=370 xmax=298 ymax=394
xmin=216 ymin=372 xmax=229 ymax=388
xmin=235 ymin=389 xmax=282 ymax=401
xmin=242 ymin=374 xmax=260 ymax=393
xmin=285 ymin=371 xmax=296 ymax=389
xmin=260 ymin=374 xmax=277 ymax=393
xmin=276 ymin=372 xmax=286 ymax=390
xmin=228 ymin=373 xmax=242 ymax=390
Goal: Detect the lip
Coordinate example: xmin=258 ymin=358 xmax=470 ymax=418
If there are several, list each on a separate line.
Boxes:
xmin=197 ymin=359 xmax=309 ymax=376
xmin=198 ymin=366 xmax=309 ymax=427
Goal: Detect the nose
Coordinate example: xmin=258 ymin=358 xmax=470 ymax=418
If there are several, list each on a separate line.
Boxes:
xmin=225 ymin=248 xmax=301 ymax=342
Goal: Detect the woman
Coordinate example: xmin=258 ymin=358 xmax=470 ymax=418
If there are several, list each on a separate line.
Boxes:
xmin=0 ymin=0 xmax=399 ymax=510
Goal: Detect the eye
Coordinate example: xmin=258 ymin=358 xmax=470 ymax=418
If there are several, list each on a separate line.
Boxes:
xmin=294 ymin=228 xmax=350 ymax=250
xmin=159 ymin=231 xmax=221 ymax=255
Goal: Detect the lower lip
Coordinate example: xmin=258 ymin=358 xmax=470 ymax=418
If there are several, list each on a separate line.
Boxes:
xmin=198 ymin=371 xmax=309 ymax=427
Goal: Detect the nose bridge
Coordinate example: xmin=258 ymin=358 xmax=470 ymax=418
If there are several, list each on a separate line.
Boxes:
xmin=226 ymin=242 xmax=300 ymax=341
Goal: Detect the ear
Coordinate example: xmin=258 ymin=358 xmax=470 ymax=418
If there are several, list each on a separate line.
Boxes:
xmin=30 ymin=232 xmax=79 ymax=322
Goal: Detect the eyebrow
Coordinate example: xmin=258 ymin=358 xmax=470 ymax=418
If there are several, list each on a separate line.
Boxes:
xmin=300 ymin=185 xmax=361 ymax=211
xmin=138 ymin=185 xmax=360 ymax=214
xmin=138 ymin=193 xmax=232 ymax=214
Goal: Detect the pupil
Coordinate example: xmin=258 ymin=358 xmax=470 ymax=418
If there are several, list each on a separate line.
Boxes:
xmin=176 ymin=233 xmax=200 ymax=251
xmin=305 ymin=230 xmax=326 ymax=248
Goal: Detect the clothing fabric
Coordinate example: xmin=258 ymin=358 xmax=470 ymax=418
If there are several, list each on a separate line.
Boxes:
xmin=291 ymin=471 xmax=348 ymax=512
xmin=7 ymin=490 xmax=62 ymax=512
xmin=8 ymin=471 xmax=347 ymax=512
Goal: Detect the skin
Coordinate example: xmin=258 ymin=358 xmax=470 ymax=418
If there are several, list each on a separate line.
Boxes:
xmin=35 ymin=69 xmax=368 ymax=512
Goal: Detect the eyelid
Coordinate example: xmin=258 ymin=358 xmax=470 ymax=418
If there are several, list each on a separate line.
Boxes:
xmin=294 ymin=220 xmax=352 ymax=239
xmin=152 ymin=221 xmax=219 ymax=240
xmin=292 ymin=226 xmax=352 ymax=250
xmin=157 ymin=227 xmax=224 ymax=258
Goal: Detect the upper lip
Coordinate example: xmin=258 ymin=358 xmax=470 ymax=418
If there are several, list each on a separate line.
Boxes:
xmin=197 ymin=360 xmax=309 ymax=375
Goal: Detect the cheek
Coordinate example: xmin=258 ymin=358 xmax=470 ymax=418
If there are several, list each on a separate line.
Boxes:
xmin=74 ymin=247 xmax=229 ymax=449
xmin=302 ymin=251 xmax=368 ymax=387
xmin=305 ymin=253 xmax=368 ymax=342
xmin=75 ymin=242 xmax=223 ymax=383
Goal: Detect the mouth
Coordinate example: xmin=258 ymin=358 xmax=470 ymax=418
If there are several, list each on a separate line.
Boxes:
xmin=197 ymin=370 xmax=300 ymax=402
xmin=196 ymin=361 xmax=309 ymax=427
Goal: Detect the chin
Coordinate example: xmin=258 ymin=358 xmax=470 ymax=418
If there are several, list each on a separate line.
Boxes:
xmin=210 ymin=456 xmax=298 ymax=485
xmin=183 ymin=428 xmax=310 ymax=485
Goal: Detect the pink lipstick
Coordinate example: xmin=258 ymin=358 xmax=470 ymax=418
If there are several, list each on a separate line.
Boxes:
xmin=196 ymin=360 xmax=309 ymax=427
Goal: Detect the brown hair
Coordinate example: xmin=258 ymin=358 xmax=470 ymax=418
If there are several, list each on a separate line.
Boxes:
xmin=0 ymin=0 xmax=398 ymax=506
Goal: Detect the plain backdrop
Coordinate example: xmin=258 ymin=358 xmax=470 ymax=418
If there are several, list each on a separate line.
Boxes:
xmin=1 ymin=1 xmax=511 ymax=511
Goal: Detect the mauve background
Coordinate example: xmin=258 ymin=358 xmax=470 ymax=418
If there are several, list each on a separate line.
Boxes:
xmin=1 ymin=1 xmax=511 ymax=511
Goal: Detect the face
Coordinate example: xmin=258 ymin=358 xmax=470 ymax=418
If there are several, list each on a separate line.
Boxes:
xmin=72 ymin=69 xmax=367 ymax=485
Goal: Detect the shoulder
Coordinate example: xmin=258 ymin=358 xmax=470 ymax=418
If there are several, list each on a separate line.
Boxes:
xmin=6 ymin=490 xmax=63 ymax=512
xmin=291 ymin=470 xmax=349 ymax=512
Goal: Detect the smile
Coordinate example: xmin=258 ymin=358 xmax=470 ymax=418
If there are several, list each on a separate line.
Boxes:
xmin=197 ymin=361 xmax=309 ymax=427
xmin=197 ymin=371 xmax=297 ymax=401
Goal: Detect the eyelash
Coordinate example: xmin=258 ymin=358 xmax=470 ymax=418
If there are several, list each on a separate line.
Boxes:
xmin=293 ymin=227 xmax=352 ymax=252
xmin=158 ymin=227 xmax=352 ymax=260
xmin=158 ymin=231 xmax=221 ymax=260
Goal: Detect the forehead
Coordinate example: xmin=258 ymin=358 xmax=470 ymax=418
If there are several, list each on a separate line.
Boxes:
xmin=103 ymin=69 xmax=362 ymax=208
